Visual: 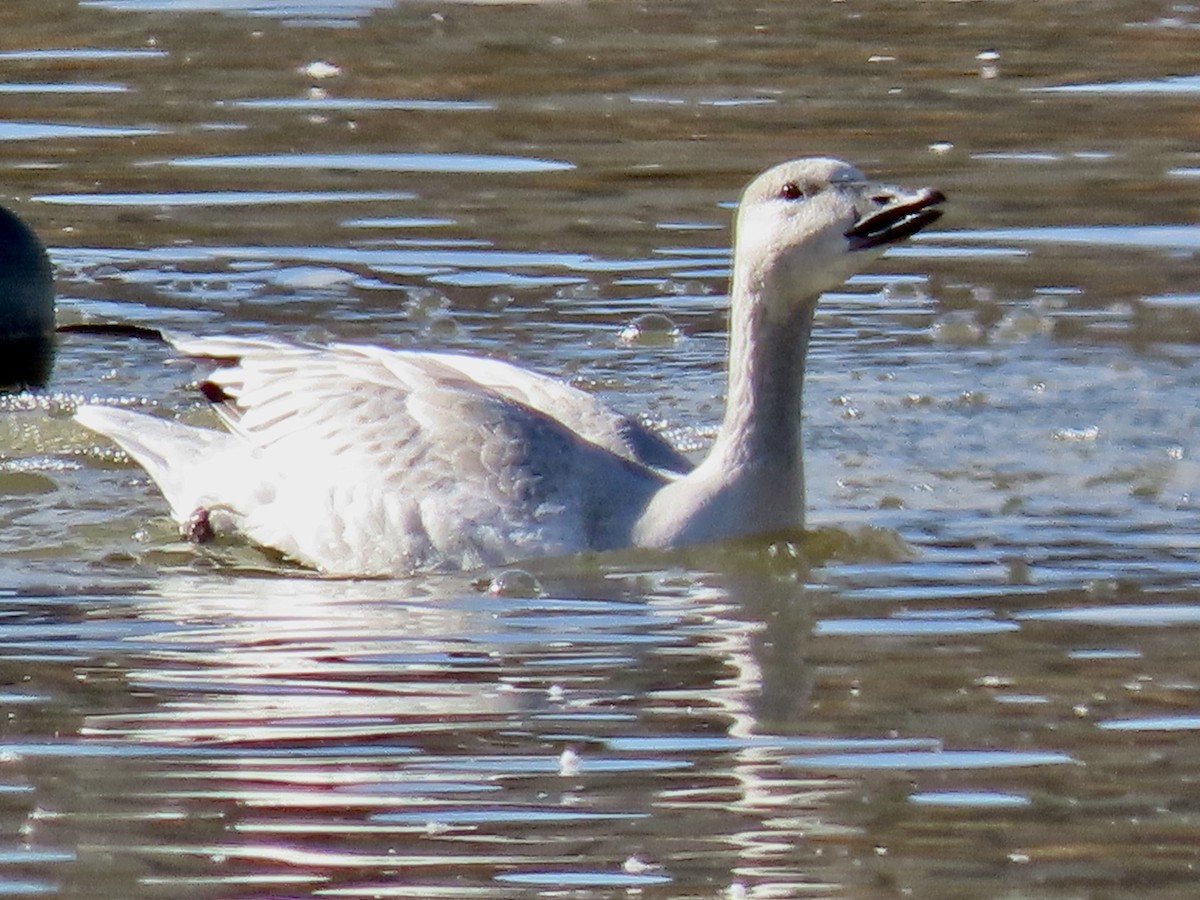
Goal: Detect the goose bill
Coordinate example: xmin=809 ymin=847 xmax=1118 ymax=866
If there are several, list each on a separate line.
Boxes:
xmin=845 ymin=188 xmax=945 ymax=251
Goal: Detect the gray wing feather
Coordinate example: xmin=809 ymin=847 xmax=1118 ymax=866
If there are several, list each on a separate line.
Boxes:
xmin=169 ymin=334 xmax=692 ymax=476
xmin=164 ymin=338 xmax=668 ymax=574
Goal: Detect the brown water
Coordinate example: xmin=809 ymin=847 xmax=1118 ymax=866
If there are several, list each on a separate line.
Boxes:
xmin=1 ymin=0 xmax=1200 ymax=896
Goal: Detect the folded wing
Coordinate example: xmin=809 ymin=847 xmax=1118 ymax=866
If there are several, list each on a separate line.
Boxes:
xmin=77 ymin=336 xmax=673 ymax=575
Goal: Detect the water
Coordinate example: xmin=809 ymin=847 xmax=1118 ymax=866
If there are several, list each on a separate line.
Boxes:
xmin=1 ymin=0 xmax=1200 ymax=895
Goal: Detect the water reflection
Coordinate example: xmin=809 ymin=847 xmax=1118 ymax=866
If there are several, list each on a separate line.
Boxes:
xmin=0 ymin=0 xmax=1200 ymax=895
xmin=1 ymin=567 xmax=1083 ymax=896
xmin=8 ymin=559 xmax=1184 ymax=896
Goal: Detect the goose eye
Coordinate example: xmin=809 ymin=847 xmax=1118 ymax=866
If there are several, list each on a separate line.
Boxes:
xmin=779 ymin=181 xmax=805 ymax=201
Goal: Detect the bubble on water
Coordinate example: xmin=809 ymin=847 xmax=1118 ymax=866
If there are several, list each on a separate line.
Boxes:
xmin=991 ymin=308 xmax=1053 ymax=341
xmin=977 ymin=49 xmax=1000 ymax=79
xmin=618 ymin=312 xmax=681 ymax=346
xmin=929 ymin=311 xmax=985 ymax=344
xmin=559 ymin=747 xmax=580 ymax=776
xmin=403 ymin=287 xmax=456 ymax=334
xmin=426 ymin=316 xmax=460 ymax=339
xmin=622 ymin=855 xmax=659 ymax=874
xmin=1053 ymin=425 xmax=1099 ymax=442
xmin=554 ymin=281 xmax=600 ymax=301
xmin=485 ymin=568 xmax=542 ymax=597
xmin=881 ymin=279 xmax=927 ymax=303
xmin=955 ymin=390 xmax=988 ymax=407
xmin=298 ymin=60 xmax=341 ymax=80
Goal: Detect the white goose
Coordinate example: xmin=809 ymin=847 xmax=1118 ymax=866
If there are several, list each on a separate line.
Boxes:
xmin=76 ymin=158 xmax=944 ymax=576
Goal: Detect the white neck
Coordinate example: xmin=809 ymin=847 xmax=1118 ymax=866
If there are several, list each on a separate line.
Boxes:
xmin=708 ymin=265 xmax=815 ymax=477
xmin=633 ymin=262 xmax=817 ymax=548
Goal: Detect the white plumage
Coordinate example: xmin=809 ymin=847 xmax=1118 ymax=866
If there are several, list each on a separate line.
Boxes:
xmin=76 ymin=158 xmax=943 ymax=576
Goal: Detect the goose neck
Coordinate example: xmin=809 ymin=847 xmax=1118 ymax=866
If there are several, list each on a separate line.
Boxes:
xmin=712 ymin=277 xmax=816 ymax=473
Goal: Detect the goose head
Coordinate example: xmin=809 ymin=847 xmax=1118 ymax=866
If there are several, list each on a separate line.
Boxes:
xmin=732 ymin=157 xmax=944 ymax=319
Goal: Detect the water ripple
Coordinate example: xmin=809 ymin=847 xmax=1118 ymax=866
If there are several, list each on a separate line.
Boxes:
xmin=230 ymin=97 xmax=495 ymax=112
xmin=787 ymin=749 xmax=1076 ymax=770
xmin=0 ymin=121 xmax=162 ymax=140
xmin=161 ymin=152 xmax=574 ymax=173
xmin=34 ymin=190 xmax=416 ymax=207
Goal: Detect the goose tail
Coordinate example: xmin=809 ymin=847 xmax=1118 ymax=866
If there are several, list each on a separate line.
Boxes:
xmin=75 ymin=405 xmax=232 ymax=522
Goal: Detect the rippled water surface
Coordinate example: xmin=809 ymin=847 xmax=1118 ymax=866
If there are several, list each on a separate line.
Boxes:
xmin=2 ymin=0 xmax=1200 ymax=896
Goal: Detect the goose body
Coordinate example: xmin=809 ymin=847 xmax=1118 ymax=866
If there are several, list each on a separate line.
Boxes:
xmin=76 ymin=158 xmax=943 ymax=576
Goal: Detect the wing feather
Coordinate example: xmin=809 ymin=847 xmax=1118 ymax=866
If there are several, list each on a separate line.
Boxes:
xmin=169 ymin=334 xmax=692 ymax=476
xmin=85 ymin=336 xmax=671 ymax=574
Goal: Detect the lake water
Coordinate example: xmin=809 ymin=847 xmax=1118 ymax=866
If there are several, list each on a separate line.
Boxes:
xmin=1 ymin=0 xmax=1200 ymax=896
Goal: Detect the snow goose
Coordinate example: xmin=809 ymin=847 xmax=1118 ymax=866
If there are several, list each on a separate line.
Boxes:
xmin=76 ymin=157 xmax=944 ymax=576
